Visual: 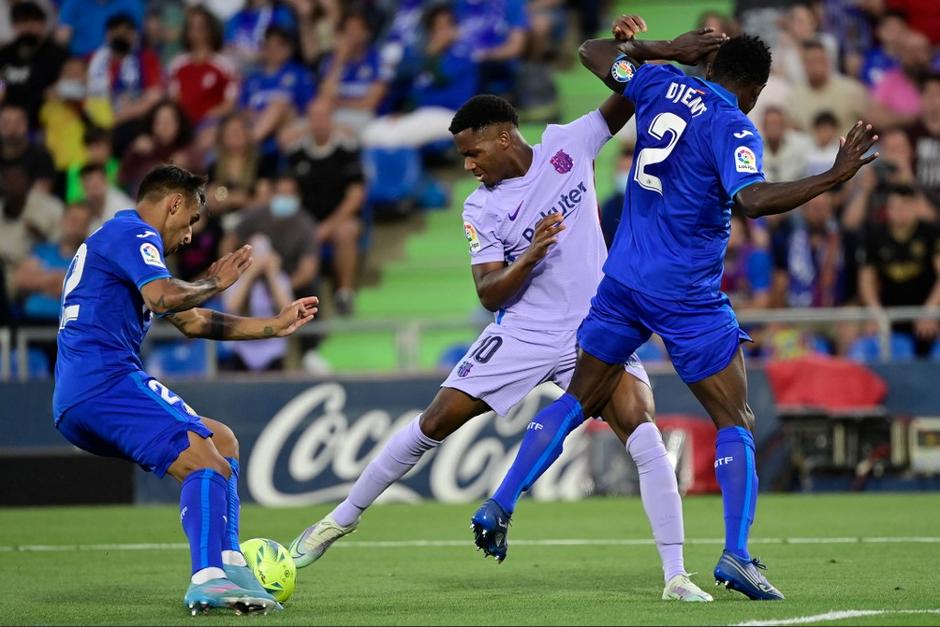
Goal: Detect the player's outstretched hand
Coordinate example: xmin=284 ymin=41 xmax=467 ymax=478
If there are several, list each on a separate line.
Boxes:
xmin=274 ymin=296 xmax=319 ymax=337
xmin=612 ymin=15 xmax=647 ymax=41
xmin=206 ymin=245 xmax=253 ymax=291
xmin=525 ymin=213 xmax=565 ymax=263
xmin=831 ymin=121 xmax=879 ymax=183
xmin=668 ymin=27 xmax=729 ymax=66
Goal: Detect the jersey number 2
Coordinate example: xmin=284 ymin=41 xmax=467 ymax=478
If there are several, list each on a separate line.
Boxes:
xmin=59 ymin=243 xmax=88 ymax=331
xmin=634 ymin=112 xmax=688 ymax=195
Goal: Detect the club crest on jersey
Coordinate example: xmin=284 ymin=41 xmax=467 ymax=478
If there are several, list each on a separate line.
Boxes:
xmin=464 ymin=222 xmax=481 ymax=253
xmin=457 ymin=360 xmax=473 ymax=377
xmin=735 ymin=146 xmax=758 ymax=173
xmin=610 ymin=56 xmax=635 ymax=83
xmin=551 ymin=149 xmax=573 ymax=174
xmin=140 ymin=242 xmax=166 ymax=268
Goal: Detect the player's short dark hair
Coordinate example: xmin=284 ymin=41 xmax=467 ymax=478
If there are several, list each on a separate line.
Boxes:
xmin=448 ymin=95 xmax=518 ymax=135
xmin=137 ymin=165 xmax=207 ymax=206
xmin=79 ymin=162 xmax=107 ymax=178
xmin=812 ymin=110 xmax=838 ymax=129
xmin=10 ymin=1 xmax=46 ymax=23
xmin=710 ymin=35 xmax=771 ymax=87
xmin=105 ymin=12 xmax=137 ymax=32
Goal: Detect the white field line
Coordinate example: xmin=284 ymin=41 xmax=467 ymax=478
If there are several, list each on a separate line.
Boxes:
xmin=732 ymin=609 xmax=940 ymax=626
xmin=0 ymin=536 xmax=938 ymax=553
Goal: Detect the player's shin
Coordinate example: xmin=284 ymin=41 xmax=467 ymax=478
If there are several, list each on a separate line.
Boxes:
xmin=714 ymin=426 xmax=758 ymax=561
xmin=221 ymin=457 xmax=246 ymax=567
xmin=491 ymin=393 xmax=585 ymax=514
xmin=180 ymin=469 xmax=229 ymax=583
xmin=627 ymin=422 xmax=686 ymax=583
xmin=331 ymin=415 xmax=440 ymax=526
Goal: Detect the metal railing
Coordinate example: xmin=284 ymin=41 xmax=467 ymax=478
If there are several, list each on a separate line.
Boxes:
xmin=2 ymin=306 xmax=939 ymax=381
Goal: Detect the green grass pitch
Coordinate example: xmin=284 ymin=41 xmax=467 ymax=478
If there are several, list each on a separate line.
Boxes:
xmin=1 ymin=494 xmax=938 ymax=625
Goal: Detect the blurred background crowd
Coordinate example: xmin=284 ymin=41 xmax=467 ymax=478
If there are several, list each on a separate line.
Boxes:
xmin=1 ymin=0 xmax=939 ymax=377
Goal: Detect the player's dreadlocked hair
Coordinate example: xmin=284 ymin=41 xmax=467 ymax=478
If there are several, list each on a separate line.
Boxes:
xmin=448 ymin=95 xmax=519 ymax=135
xmin=710 ymin=34 xmax=772 ymax=87
xmin=137 ymin=164 xmax=207 ymax=207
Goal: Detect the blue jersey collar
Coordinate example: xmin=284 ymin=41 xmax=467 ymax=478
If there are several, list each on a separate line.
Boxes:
xmin=692 ymin=76 xmax=739 ymax=109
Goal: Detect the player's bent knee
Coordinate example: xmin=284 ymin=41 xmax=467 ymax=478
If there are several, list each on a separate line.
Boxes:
xmin=167 ymin=432 xmax=232 ymax=482
xmin=203 ymin=418 xmax=239 ymax=460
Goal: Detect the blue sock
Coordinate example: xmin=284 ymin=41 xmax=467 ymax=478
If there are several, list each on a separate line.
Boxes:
xmin=180 ymin=469 xmax=228 ymax=575
xmin=223 ymin=458 xmax=241 ymax=553
xmin=492 ymin=393 xmax=585 ymax=514
xmin=715 ymin=426 xmax=758 ymax=561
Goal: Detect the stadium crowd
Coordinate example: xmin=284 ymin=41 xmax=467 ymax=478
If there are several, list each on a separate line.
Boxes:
xmin=0 ymin=0 xmax=939 ymax=374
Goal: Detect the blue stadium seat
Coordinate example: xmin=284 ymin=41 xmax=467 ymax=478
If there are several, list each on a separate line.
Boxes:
xmin=10 ymin=347 xmax=51 ymax=379
xmin=145 ymin=340 xmax=209 ymax=378
xmin=846 ymin=332 xmax=916 ymax=363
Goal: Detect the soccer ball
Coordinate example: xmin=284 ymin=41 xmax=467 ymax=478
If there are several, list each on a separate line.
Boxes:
xmin=240 ymin=538 xmax=297 ymax=603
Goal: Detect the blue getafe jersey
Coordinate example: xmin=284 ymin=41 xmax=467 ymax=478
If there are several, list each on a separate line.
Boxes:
xmin=53 ymin=210 xmax=171 ymax=421
xmin=606 ymin=63 xmax=766 ymax=301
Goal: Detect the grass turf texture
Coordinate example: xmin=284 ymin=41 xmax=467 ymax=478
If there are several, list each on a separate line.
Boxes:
xmin=0 ymin=494 xmax=937 ymax=625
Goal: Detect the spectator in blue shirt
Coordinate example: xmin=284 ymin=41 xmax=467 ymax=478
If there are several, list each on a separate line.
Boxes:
xmin=240 ymin=25 xmax=316 ymax=154
xmin=13 ymin=202 xmax=92 ymax=323
xmin=454 ymin=0 xmax=528 ymax=96
xmin=363 ymin=4 xmax=477 ymax=148
xmin=860 ymin=11 xmax=906 ymax=87
xmin=55 ymin=0 xmax=144 ymax=57
xmin=224 ymin=0 xmax=297 ymax=67
xmin=318 ymin=7 xmax=389 ymax=136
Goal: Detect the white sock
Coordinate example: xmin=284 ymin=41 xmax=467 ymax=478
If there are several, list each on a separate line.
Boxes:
xmin=331 ymin=415 xmax=440 ymax=527
xmin=627 ymin=422 xmax=687 ymax=583
xmin=191 ymin=566 xmax=226 ymax=585
xmin=222 ymin=550 xmax=247 ymax=567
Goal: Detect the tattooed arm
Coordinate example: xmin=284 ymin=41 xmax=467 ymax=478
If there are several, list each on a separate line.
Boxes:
xmin=164 ymin=297 xmax=319 ymax=340
xmin=140 ymin=246 xmax=253 ymax=315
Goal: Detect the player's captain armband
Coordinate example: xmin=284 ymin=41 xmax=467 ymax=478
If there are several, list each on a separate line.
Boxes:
xmin=610 ymin=55 xmax=636 ymax=83
xmin=464 ymin=222 xmax=482 ymax=253
xmin=734 ymin=146 xmax=759 ymax=173
xmin=140 ymin=242 xmax=166 ymax=268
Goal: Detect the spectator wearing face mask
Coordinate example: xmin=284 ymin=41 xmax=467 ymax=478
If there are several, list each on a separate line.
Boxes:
xmin=56 ymin=0 xmax=144 ymax=57
xmin=87 ymin=12 xmax=165 ymax=152
xmin=222 ymin=173 xmax=320 ymax=298
xmin=40 ymin=57 xmax=114 ymax=174
xmin=0 ymin=1 xmax=68 ymax=128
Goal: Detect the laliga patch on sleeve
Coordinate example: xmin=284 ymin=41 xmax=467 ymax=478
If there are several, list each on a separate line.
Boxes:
xmin=610 ymin=56 xmax=636 ymax=83
xmin=140 ymin=242 xmax=166 ymax=268
xmin=734 ymin=146 xmax=758 ymax=173
xmin=464 ymin=222 xmax=481 ymax=253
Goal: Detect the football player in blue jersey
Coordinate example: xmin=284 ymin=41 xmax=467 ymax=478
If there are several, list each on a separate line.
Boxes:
xmin=53 ymin=165 xmax=318 ymax=614
xmin=471 ymin=17 xmax=879 ymax=600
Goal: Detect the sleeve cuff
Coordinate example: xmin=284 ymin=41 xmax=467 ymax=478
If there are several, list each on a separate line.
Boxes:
xmin=729 ymin=177 xmax=764 ymax=200
xmin=136 ymin=273 xmax=171 ymax=290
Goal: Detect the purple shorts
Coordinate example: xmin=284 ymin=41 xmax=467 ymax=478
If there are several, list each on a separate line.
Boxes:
xmin=442 ymin=324 xmax=649 ymax=416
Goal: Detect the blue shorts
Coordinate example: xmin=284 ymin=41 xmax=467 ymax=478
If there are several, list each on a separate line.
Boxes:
xmin=55 ymin=372 xmax=213 ymax=478
xmin=578 ymin=275 xmax=751 ymax=384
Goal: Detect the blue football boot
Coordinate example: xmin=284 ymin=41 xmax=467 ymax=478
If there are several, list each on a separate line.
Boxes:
xmin=183 ymin=577 xmax=280 ymax=615
xmin=470 ymin=499 xmax=511 ymax=563
xmin=713 ymin=551 xmax=785 ymax=600
xmin=223 ymin=563 xmax=282 ymax=610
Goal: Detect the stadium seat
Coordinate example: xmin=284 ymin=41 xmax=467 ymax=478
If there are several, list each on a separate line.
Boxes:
xmin=9 ymin=346 xmax=51 ymax=379
xmin=846 ymin=332 xmax=916 ymax=363
xmin=145 ymin=340 xmax=209 ymax=378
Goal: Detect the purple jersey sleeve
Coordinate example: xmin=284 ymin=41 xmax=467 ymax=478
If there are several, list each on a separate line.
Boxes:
xmin=462 ymin=192 xmax=505 ymax=265
xmin=549 ymin=109 xmax=612 ymax=159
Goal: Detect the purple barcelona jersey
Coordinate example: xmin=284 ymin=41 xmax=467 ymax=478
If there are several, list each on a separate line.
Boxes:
xmin=462 ymin=110 xmax=611 ymax=331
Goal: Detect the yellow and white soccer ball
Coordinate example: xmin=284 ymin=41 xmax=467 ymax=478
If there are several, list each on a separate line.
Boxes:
xmin=240 ymin=538 xmax=297 ymax=603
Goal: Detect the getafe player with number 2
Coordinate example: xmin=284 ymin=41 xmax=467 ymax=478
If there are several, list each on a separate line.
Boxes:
xmin=481 ymin=22 xmax=880 ymax=601
xmin=53 ymin=165 xmax=319 ymax=614
xmin=290 ymin=17 xmax=725 ymax=603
